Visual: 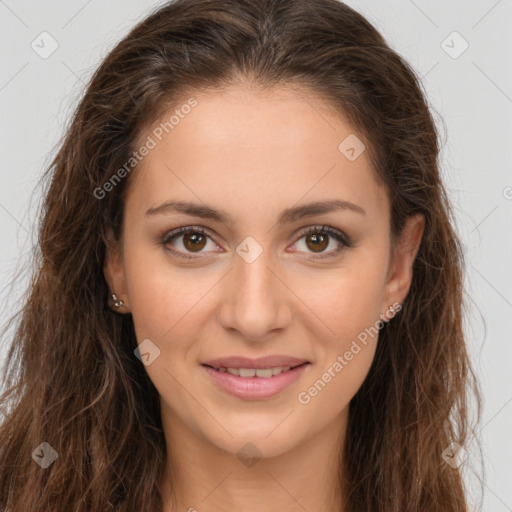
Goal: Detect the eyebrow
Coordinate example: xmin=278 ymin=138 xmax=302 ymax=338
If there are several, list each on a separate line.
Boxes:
xmin=145 ymin=198 xmax=366 ymax=225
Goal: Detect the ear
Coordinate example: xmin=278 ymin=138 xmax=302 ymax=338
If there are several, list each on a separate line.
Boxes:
xmin=103 ymin=227 xmax=130 ymax=312
xmin=382 ymin=213 xmax=425 ymax=312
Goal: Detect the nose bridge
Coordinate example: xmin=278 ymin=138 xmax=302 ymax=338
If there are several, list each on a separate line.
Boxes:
xmin=217 ymin=241 xmax=291 ymax=340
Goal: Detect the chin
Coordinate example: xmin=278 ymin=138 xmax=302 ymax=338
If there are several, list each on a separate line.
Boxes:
xmin=199 ymin=415 xmax=307 ymax=460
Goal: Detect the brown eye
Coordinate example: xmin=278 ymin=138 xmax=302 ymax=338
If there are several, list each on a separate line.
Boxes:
xmin=305 ymin=232 xmax=329 ymax=252
xmin=293 ymin=225 xmax=352 ymax=259
xmin=182 ymin=231 xmax=207 ymax=252
xmin=161 ymin=227 xmax=219 ymax=259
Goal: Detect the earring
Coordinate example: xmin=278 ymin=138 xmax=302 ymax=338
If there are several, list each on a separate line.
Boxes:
xmin=380 ymin=304 xmax=397 ymax=322
xmin=112 ymin=293 xmax=124 ymax=308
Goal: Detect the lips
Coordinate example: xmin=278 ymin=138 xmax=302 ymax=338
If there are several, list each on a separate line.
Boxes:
xmin=201 ymin=355 xmax=311 ymax=399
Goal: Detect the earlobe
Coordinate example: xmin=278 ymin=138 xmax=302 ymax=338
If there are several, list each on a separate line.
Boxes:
xmin=384 ymin=213 xmax=425 ymax=308
xmin=103 ymin=228 xmax=130 ymax=312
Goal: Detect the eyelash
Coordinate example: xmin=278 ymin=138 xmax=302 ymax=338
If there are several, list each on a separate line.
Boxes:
xmin=161 ymin=225 xmax=353 ymax=261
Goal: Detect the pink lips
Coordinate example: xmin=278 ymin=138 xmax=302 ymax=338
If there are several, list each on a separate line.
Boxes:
xmin=201 ymin=355 xmax=311 ymax=400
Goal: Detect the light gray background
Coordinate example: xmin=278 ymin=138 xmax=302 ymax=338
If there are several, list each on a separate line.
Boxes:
xmin=0 ymin=1 xmax=511 ymax=510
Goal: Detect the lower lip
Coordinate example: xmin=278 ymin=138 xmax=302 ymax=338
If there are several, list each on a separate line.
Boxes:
xmin=202 ymin=363 xmax=310 ymax=400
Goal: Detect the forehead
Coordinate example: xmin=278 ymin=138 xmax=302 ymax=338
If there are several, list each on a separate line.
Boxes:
xmin=127 ymin=83 xmax=388 ymax=224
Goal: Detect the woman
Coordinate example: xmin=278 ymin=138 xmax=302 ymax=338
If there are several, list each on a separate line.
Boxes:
xmin=0 ymin=0 xmax=482 ymax=510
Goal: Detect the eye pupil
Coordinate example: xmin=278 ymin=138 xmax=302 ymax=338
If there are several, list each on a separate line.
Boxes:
xmin=306 ymin=233 xmax=328 ymax=252
xmin=184 ymin=232 xmax=206 ymax=251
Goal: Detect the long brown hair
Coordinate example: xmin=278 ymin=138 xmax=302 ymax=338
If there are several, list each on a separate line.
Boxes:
xmin=0 ymin=0 xmax=482 ymax=510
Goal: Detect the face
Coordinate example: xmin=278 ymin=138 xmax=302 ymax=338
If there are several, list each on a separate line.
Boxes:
xmin=105 ymin=82 xmax=423 ymax=459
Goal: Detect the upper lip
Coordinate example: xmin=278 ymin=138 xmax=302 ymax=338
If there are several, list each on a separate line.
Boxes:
xmin=202 ymin=356 xmax=310 ymax=369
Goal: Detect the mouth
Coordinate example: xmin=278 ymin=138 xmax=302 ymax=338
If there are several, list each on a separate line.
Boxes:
xmin=201 ymin=361 xmax=311 ymax=400
xmin=202 ymin=361 xmax=308 ymax=378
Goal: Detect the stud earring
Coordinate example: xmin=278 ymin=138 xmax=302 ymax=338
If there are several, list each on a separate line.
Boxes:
xmin=112 ymin=293 xmax=124 ymax=308
xmin=380 ymin=304 xmax=398 ymax=322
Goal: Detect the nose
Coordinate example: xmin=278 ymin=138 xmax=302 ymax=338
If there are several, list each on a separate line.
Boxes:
xmin=216 ymin=248 xmax=292 ymax=342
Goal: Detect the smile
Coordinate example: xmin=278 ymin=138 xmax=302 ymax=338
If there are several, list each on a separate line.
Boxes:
xmin=201 ymin=362 xmax=310 ymax=400
xmin=206 ymin=364 xmax=304 ymax=378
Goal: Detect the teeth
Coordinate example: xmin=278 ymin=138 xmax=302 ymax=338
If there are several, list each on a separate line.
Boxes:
xmin=240 ymin=368 xmax=256 ymax=378
xmin=255 ymin=368 xmax=272 ymax=378
xmin=218 ymin=366 xmax=295 ymax=378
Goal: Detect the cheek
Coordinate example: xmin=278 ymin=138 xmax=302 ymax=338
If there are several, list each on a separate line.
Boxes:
xmin=123 ymin=251 xmax=212 ymax=411
xmin=296 ymin=275 xmax=383 ymax=421
xmin=123 ymin=243 xmax=212 ymax=340
xmin=293 ymin=251 xmax=387 ymax=407
xmin=297 ymin=255 xmax=387 ymax=344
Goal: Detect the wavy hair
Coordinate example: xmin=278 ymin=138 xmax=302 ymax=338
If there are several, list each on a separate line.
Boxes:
xmin=0 ymin=0 xmax=482 ymax=510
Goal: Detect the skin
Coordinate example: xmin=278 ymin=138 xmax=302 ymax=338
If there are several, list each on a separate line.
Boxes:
xmin=104 ymin=81 xmax=424 ymax=512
